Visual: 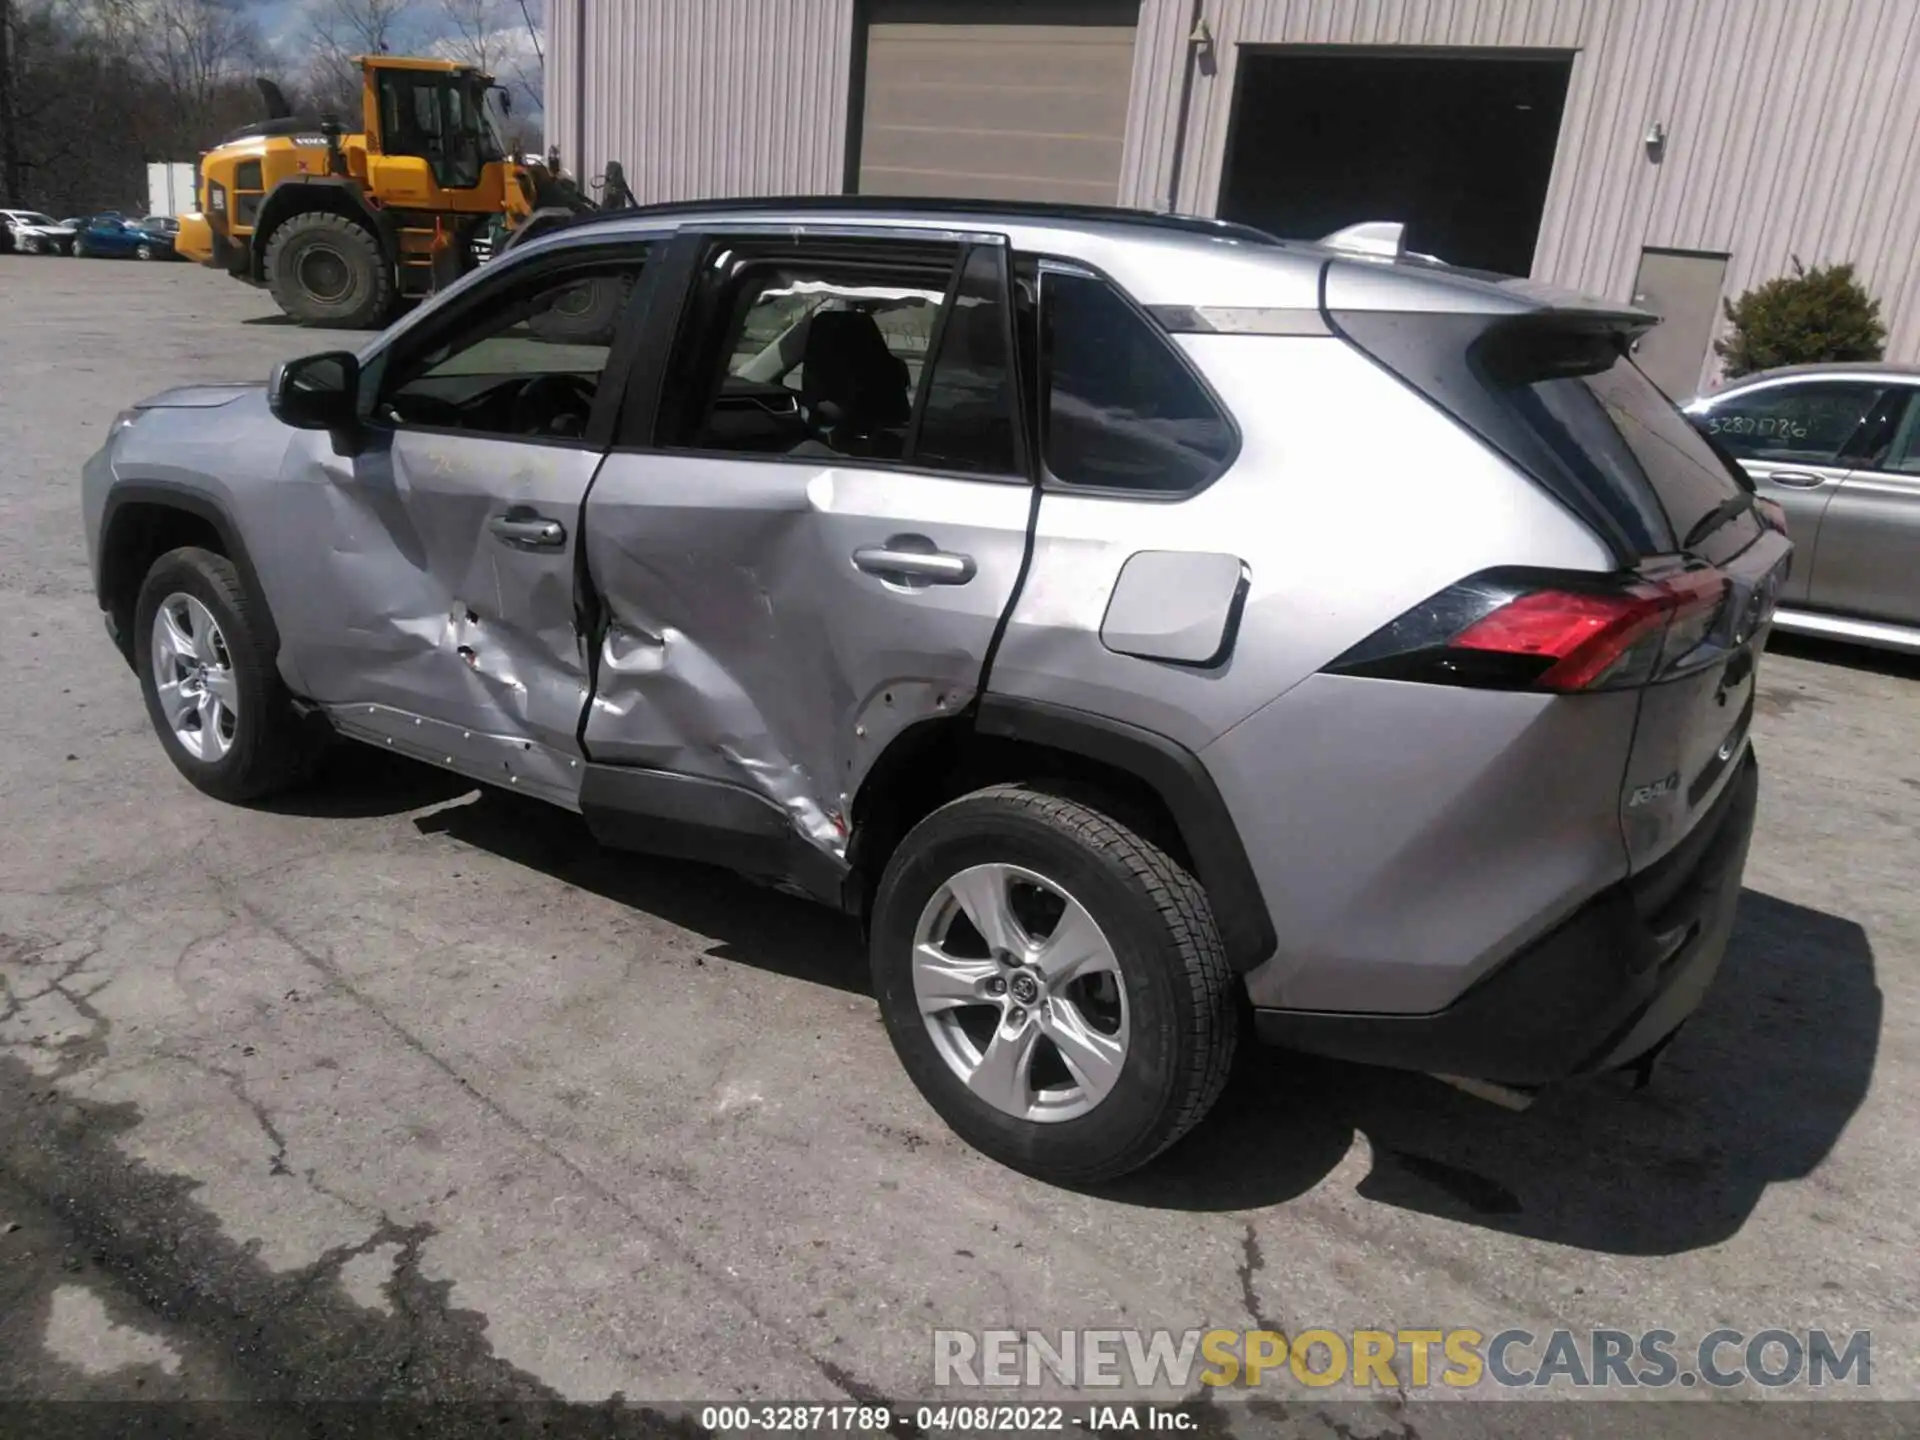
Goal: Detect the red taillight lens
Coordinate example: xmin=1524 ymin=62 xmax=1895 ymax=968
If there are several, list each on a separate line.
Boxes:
xmin=1327 ymin=567 xmax=1731 ymax=692
xmin=1452 ymin=588 xmax=1675 ymax=691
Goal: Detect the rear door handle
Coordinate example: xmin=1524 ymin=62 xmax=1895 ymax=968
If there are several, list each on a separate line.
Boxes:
xmin=852 ymin=543 xmax=976 ymax=585
xmin=488 ymin=507 xmax=566 ymax=550
xmin=1768 ymin=471 xmax=1827 ymax=488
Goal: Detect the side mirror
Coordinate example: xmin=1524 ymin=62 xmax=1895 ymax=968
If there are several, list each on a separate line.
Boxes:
xmin=269 ymin=350 xmax=359 ymax=432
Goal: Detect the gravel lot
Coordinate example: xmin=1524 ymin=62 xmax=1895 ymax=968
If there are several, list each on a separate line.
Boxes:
xmin=1 ymin=255 xmax=1916 ymax=1435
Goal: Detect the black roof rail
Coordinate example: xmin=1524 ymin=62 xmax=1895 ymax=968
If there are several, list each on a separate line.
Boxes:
xmin=533 ymin=193 xmax=1286 ymax=246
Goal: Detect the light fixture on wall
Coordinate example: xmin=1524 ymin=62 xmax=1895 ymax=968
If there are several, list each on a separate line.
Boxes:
xmin=1644 ymin=120 xmax=1667 ymax=162
xmin=1189 ymin=17 xmax=1214 ymax=59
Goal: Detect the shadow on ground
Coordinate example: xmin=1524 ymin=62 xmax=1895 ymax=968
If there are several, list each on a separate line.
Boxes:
xmin=1110 ymin=890 xmax=1880 ymax=1255
xmin=0 ymin=1045 xmax=701 ymax=1433
xmin=258 ymin=744 xmax=476 ymax=820
xmin=422 ymin=789 xmax=1880 ymax=1257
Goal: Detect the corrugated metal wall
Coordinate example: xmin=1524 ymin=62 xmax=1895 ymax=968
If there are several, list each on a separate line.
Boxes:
xmin=548 ymin=0 xmax=1920 ymax=385
xmin=1120 ymin=0 xmax=1920 ymax=384
xmin=547 ymin=0 xmax=855 ymax=202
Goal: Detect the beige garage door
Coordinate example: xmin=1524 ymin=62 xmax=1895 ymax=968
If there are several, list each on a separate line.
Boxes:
xmin=856 ymin=20 xmax=1137 ymax=204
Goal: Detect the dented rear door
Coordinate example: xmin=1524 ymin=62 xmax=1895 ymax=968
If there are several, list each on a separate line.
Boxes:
xmin=577 ymin=229 xmax=1033 ymax=856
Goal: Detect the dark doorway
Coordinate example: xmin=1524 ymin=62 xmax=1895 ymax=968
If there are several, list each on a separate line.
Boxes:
xmin=1218 ymin=50 xmax=1573 ymax=277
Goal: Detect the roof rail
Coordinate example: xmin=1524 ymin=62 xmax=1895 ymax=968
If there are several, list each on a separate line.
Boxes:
xmin=522 ymin=193 xmax=1287 ymax=246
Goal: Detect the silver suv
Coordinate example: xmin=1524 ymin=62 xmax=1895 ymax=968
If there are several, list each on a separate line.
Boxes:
xmin=82 ymin=199 xmax=1789 ymax=1182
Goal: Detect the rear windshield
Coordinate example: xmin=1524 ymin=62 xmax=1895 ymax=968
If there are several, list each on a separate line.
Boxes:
xmin=1335 ymin=310 xmax=1761 ymax=564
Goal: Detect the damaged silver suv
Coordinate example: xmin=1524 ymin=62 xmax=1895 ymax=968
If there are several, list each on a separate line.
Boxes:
xmin=83 ymin=199 xmax=1788 ymax=1182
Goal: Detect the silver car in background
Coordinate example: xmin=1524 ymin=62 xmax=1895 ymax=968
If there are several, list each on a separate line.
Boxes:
xmin=83 ymin=198 xmax=1788 ymax=1181
xmin=1685 ymin=363 xmax=1920 ymax=654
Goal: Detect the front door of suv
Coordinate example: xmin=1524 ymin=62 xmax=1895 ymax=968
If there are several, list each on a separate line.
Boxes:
xmin=577 ymin=229 xmax=1033 ymax=850
xmin=276 ymin=243 xmax=653 ymax=807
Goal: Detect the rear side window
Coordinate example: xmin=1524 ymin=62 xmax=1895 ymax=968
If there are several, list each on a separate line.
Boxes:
xmin=1697 ymin=381 xmax=1885 ymax=465
xmin=1337 ymin=310 xmax=1758 ymax=561
xmin=1041 ymin=272 xmax=1235 ymax=492
xmin=665 ymin=240 xmax=1021 ymax=476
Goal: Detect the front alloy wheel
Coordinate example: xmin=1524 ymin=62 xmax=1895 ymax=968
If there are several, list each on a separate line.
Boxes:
xmin=150 ymin=593 xmax=239 ymax=761
xmin=133 ymin=545 xmax=322 ymax=802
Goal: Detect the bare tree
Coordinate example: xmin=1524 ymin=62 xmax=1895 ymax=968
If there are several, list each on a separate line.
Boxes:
xmin=303 ymin=0 xmax=408 ymax=116
xmin=0 ymin=0 xmax=22 ymax=202
xmin=437 ymin=0 xmax=540 ymax=110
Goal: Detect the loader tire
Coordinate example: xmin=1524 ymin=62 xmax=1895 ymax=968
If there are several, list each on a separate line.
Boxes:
xmin=527 ymin=274 xmax=632 ymax=346
xmin=265 ymin=212 xmax=394 ymax=330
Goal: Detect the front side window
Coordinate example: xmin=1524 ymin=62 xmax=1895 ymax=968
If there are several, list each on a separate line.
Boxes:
xmin=1041 ymin=271 xmax=1235 ymax=492
xmin=671 ymin=241 xmax=1021 ymax=475
xmin=374 ymin=256 xmax=646 ymax=442
xmin=1697 ymin=381 xmax=1885 ymax=465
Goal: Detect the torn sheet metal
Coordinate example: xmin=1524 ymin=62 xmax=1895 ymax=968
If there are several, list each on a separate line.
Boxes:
xmin=578 ymin=456 xmax=1034 ymax=857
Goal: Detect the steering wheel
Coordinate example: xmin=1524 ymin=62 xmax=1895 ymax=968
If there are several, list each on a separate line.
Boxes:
xmin=508 ymin=372 xmax=597 ymax=437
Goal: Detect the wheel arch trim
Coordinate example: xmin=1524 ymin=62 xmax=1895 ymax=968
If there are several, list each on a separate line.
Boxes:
xmin=97 ymin=482 xmax=280 ymax=666
xmin=971 ymin=695 xmax=1276 ymax=973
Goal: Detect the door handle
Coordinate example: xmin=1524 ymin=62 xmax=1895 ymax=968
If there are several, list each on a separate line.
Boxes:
xmin=1768 ymin=471 xmax=1827 ymax=488
xmin=852 ymin=543 xmax=976 ymax=585
xmin=488 ymin=508 xmax=566 ymax=550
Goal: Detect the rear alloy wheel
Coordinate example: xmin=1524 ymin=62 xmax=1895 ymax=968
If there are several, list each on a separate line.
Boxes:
xmin=73 ymin=237 xmax=89 ymax=258
xmin=133 ymin=547 xmax=323 ymax=802
xmin=264 ymin=211 xmax=394 ymax=329
xmin=871 ymin=784 xmax=1238 ymax=1183
xmin=136 ymin=242 xmax=157 ymax=261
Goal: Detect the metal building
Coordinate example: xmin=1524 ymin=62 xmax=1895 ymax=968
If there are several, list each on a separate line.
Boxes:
xmin=545 ymin=0 xmax=1920 ymax=396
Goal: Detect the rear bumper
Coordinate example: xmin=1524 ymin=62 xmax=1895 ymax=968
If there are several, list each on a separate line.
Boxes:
xmin=1255 ymin=750 xmax=1758 ymax=1085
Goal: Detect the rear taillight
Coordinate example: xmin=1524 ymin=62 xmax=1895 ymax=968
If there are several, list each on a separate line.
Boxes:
xmin=1327 ymin=567 xmax=1730 ymax=692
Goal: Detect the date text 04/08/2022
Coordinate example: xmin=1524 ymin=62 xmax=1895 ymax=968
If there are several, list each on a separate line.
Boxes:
xmin=698 ymin=1403 xmax=1195 ymax=1432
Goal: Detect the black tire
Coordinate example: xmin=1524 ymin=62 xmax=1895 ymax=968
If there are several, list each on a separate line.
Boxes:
xmin=136 ymin=242 xmax=157 ymax=261
xmin=133 ymin=547 xmax=323 ymax=803
xmin=527 ymin=273 xmax=632 ymax=345
xmin=870 ymin=783 xmax=1238 ymax=1184
xmin=264 ymin=211 xmax=394 ymax=329
xmin=73 ymin=237 xmax=89 ymax=258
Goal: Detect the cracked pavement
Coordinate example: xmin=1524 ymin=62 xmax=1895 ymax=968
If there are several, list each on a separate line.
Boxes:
xmin=2 ymin=256 xmax=1918 ymax=1435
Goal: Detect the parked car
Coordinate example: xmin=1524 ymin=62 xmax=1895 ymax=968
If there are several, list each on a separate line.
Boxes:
xmin=73 ymin=214 xmax=176 ymax=260
xmin=83 ymin=198 xmax=1788 ymax=1181
xmin=1684 ymin=363 xmax=1920 ymax=655
xmin=15 ymin=216 xmax=83 ymax=255
xmin=137 ymin=215 xmax=182 ymax=250
xmin=1 ymin=207 xmax=62 ymax=251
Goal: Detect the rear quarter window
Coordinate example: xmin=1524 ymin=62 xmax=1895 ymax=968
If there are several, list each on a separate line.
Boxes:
xmin=1041 ymin=271 xmax=1235 ymax=493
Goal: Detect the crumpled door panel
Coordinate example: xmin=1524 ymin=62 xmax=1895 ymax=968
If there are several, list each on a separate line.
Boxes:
xmin=271 ymin=427 xmax=602 ymax=806
xmin=579 ymin=454 xmax=1032 ymax=857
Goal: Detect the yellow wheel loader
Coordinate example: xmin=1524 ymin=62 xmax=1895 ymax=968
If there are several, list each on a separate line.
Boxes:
xmin=175 ymin=56 xmax=601 ymax=330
